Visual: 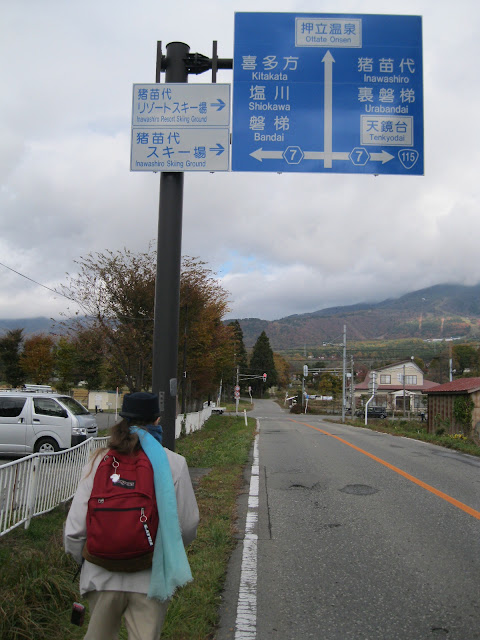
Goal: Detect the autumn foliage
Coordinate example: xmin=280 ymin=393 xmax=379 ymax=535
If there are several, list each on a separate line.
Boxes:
xmin=57 ymin=247 xmax=234 ymax=406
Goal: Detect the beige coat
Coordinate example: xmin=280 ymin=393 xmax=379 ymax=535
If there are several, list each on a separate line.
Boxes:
xmin=64 ymin=448 xmax=199 ymax=596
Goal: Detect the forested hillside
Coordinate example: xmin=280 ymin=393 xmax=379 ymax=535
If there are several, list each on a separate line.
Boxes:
xmin=232 ymin=284 xmax=480 ymax=349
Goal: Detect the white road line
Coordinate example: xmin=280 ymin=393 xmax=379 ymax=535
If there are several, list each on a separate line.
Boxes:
xmin=234 ymin=425 xmax=259 ymax=640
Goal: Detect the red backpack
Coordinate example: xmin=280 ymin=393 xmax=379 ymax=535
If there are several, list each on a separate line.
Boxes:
xmin=83 ymin=450 xmax=159 ymax=572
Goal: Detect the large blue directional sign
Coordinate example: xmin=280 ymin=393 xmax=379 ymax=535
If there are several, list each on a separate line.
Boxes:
xmin=232 ymin=13 xmax=423 ymax=175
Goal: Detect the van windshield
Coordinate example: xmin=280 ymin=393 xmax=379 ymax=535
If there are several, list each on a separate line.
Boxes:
xmin=58 ymin=396 xmax=90 ymax=415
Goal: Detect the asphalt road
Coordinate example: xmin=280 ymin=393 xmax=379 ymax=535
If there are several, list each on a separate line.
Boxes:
xmin=217 ymin=399 xmax=480 ymax=640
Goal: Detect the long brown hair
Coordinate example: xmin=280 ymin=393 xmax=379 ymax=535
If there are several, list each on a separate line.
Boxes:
xmin=108 ymin=417 xmax=157 ymax=455
xmin=85 ymin=417 xmax=154 ymax=476
xmin=107 ymin=418 xmax=139 ymax=455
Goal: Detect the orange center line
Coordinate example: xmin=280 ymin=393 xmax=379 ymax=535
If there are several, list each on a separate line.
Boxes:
xmin=289 ymin=418 xmax=480 ymax=521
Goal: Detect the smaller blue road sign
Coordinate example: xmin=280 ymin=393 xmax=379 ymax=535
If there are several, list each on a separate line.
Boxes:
xmin=232 ymin=13 xmax=423 ymax=176
xmin=131 ymin=83 xmax=230 ymax=172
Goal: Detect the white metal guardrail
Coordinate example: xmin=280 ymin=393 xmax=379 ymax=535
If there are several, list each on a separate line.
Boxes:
xmin=177 ymin=406 xmax=213 ymax=437
xmin=0 ymin=437 xmax=109 ymax=537
xmin=0 ymin=406 xmax=214 ymax=537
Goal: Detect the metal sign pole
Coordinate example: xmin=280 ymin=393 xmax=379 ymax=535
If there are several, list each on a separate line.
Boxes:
xmin=152 ymin=41 xmax=189 ymax=451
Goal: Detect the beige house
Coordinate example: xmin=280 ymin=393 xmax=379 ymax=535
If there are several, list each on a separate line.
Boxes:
xmin=354 ymin=360 xmax=438 ymax=413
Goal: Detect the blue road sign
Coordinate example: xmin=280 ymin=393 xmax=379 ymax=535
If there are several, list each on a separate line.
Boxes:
xmin=232 ymin=13 xmax=423 ymax=175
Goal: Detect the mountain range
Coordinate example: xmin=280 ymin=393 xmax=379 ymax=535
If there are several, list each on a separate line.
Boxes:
xmin=2 ymin=283 xmax=480 ymax=351
xmin=231 ymin=283 xmax=480 ymax=349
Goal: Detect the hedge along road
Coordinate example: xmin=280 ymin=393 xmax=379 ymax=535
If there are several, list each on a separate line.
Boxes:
xmin=217 ymin=399 xmax=480 ymax=640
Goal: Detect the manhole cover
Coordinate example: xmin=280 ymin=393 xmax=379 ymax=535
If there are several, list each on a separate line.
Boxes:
xmin=340 ymin=484 xmax=379 ymax=495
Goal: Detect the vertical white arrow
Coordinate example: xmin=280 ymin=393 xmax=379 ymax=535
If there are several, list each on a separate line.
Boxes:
xmin=322 ymin=51 xmax=335 ymax=169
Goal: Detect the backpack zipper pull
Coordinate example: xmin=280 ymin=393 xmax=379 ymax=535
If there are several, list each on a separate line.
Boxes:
xmin=110 ymin=457 xmax=120 ymax=483
xmin=140 ymin=508 xmax=154 ymax=547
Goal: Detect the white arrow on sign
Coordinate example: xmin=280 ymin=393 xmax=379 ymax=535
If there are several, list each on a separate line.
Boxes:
xmin=304 ymin=151 xmax=350 ymax=161
xmin=250 ymin=148 xmax=394 ymax=164
xmin=248 ymin=50 xmax=396 ymax=169
xmin=322 ymin=51 xmax=334 ymax=169
xmin=249 ymin=148 xmax=283 ymax=162
xmin=370 ymin=151 xmax=394 ymax=163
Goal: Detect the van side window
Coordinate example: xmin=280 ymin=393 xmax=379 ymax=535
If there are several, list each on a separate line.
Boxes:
xmin=33 ymin=398 xmax=67 ymax=418
xmin=0 ymin=397 xmax=27 ymax=417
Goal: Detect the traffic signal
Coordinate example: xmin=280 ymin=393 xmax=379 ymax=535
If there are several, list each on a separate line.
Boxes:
xmin=263 ymin=373 xmax=267 ymax=382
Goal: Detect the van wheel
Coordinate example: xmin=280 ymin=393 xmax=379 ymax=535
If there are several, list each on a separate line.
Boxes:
xmin=35 ymin=437 xmax=59 ymax=453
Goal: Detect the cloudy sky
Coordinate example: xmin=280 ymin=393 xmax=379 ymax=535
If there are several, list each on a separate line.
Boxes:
xmin=1 ymin=0 xmax=479 ymax=323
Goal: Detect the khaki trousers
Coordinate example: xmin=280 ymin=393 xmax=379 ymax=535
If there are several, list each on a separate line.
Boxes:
xmin=84 ymin=590 xmax=168 ymax=640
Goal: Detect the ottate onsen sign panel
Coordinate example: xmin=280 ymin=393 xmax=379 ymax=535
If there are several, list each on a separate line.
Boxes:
xmin=232 ymin=13 xmax=423 ymax=175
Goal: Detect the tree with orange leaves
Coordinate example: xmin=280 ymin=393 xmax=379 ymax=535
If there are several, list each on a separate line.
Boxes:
xmin=20 ymin=333 xmax=55 ymax=384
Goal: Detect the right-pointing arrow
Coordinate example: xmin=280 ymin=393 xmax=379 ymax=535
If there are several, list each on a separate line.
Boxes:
xmin=370 ymin=150 xmax=395 ymax=164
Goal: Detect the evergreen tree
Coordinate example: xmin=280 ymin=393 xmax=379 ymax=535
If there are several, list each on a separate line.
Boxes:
xmin=228 ymin=320 xmax=248 ymax=373
xmin=249 ymin=331 xmax=277 ymax=396
xmin=452 ymin=344 xmax=480 ymax=375
xmin=0 ymin=328 xmax=25 ymax=387
xmin=54 ymin=336 xmax=82 ymax=393
xmin=318 ymin=371 xmax=342 ymax=397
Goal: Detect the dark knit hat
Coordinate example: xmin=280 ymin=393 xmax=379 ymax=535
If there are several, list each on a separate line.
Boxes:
xmin=119 ymin=392 xmax=160 ymax=420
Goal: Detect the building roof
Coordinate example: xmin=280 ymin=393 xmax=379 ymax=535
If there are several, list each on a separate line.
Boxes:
xmin=355 ymin=379 xmax=439 ymax=392
xmin=426 ymin=377 xmax=480 ymax=394
xmin=375 ymin=359 xmax=423 ymax=373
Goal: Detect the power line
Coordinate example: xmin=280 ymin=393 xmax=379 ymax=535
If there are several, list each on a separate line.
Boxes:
xmin=0 ymin=260 xmax=77 ymax=304
xmin=0 ymin=260 xmax=150 ymax=322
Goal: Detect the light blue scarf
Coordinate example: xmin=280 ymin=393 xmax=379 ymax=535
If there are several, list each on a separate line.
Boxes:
xmin=130 ymin=426 xmax=193 ymax=600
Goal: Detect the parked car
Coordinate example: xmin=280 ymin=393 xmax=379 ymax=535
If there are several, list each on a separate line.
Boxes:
xmin=354 ymin=406 xmax=388 ymax=419
xmin=0 ymin=390 xmax=98 ymax=456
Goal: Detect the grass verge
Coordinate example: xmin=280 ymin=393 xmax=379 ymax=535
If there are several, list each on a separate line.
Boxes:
xmin=0 ymin=414 xmax=256 ymax=640
xmin=224 ymin=398 xmax=253 ymax=413
xmin=345 ymin=417 xmax=480 ymax=457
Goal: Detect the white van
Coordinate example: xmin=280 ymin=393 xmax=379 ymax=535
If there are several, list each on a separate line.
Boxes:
xmin=0 ymin=391 xmax=98 ymax=455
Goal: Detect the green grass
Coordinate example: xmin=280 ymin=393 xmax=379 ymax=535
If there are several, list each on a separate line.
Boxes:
xmin=346 ymin=417 xmax=480 ymax=457
xmin=224 ymin=398 xmax=253 ymax=413
xmin=0 ymin=414 xmax=256 ymax=640
xmin=158 ymin=414 xmax=256 ymax=639
xmin=0 ymin=506 xmax=82 ymax=640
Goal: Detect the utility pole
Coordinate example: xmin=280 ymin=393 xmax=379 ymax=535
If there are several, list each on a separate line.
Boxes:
xmin=350 ymin=356 xmax=354 ymax=413
xmin=235 ymin=366 xmax=240 ymax=415
xmin=341 ymin=324 xmax=346 ymax=422
xmin=403 ymin=363 xmax=406 ymax=417
xmin=180 ymin=303 xmax=188 ymax=415
xmin=449 ymin=343 xmax=453 ymax=382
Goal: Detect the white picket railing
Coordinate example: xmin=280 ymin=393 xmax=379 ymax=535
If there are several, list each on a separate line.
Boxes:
xmin=0 ymin=406 xmax=214 ymax=537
